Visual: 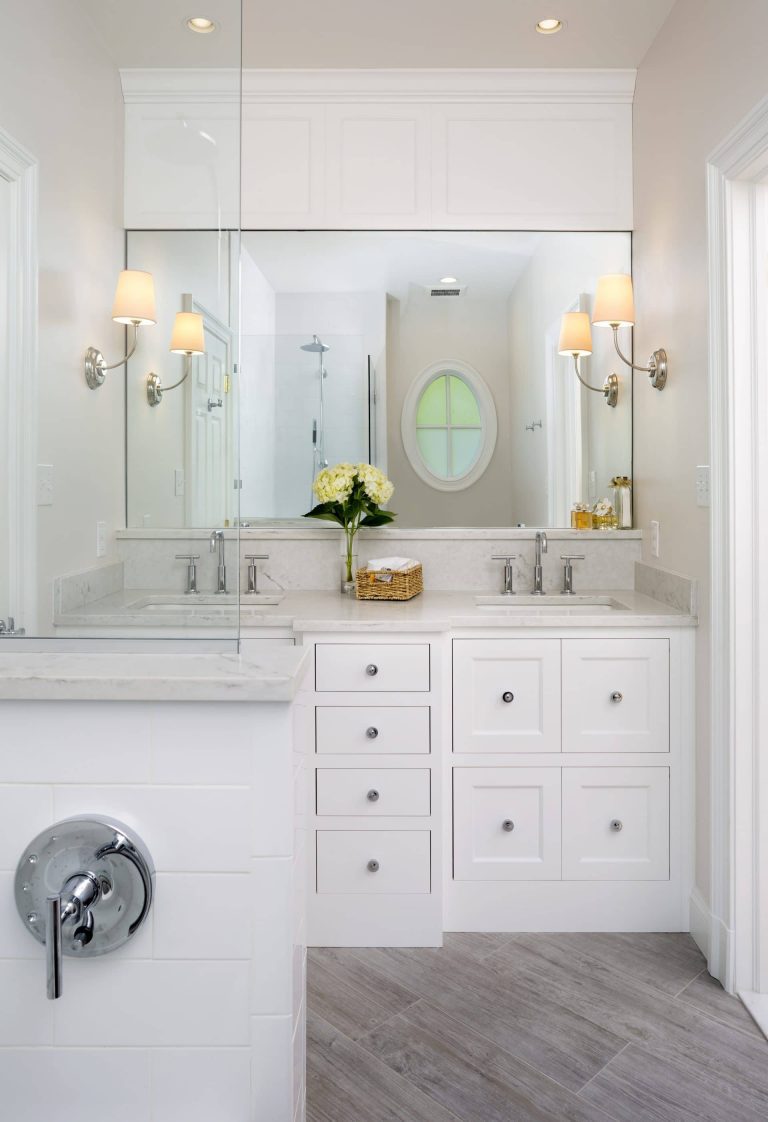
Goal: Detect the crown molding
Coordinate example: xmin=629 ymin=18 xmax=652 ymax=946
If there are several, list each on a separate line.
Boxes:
xmin=120 ymin=67 xmax=637 ymax=106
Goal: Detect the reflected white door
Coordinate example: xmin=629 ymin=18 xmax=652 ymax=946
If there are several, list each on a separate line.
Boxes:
xmin=186 ymin=305 xmax=233 ymax=526
xmin=0 ymin=175 xmax=9 ymax=621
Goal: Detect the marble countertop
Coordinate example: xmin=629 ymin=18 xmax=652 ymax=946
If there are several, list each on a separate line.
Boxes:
xmin=0 ymin=646 xmax=311 ymax=702
xmin=54 ymin=588 xmax=696 ymax=633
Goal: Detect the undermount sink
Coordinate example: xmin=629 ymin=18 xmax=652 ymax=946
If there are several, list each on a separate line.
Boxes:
xmin=129 ymin=594 xmax=283 ymax=614
xmin=473 ymin=594 xmax=628 ymax=613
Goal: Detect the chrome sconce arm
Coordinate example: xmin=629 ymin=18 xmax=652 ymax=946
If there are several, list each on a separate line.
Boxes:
xmin=85 ymin=322 xmax=142 ymax=389
xmin=84 ymin=270 xmax=157 ymax=390
xmin=146 ymin=294 xmax=206 ymax=407
xmin=609 ymin=324 xmax=668 ymax=390
xmin=146 ymin=355 xmax=191 ymax=407
xmin=572 ymin=356 xmax=619 ymax=408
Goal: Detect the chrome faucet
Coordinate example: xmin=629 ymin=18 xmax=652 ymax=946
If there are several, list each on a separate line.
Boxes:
xmin=0 ymin=617 xmax=25 ymax=636
xmin=532 ymin=532 xmax=548 ymax=595
xmin=492 ymin=555 xmax=517 ymax=595
xmin=210 ymin=530 xmax=227 ymax=594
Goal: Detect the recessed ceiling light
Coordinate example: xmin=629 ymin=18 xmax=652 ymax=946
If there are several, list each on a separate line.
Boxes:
xmin=440 ymin=276 xmax=458 ymax=284
xmin=536 ymin=18 xmax=563 ymax=34
xmin=186 ymin=16 xmax=216 ymax=33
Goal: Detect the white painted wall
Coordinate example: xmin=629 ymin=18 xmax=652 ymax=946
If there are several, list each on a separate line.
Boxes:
xmin=0 ymin=1 xmax=125 ymax=635
xmin=632 ymin=0 xmax=768 ymax=909
xmin=506 ymin=234 xmax=632 ymax=526
xmin=0 ymin=176 xmax=9 ymax=619
xmin=125 ymin=232 xmax=233 ymax=528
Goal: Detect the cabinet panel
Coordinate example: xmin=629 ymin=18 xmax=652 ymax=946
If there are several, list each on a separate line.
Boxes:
xmin=240 ymin=104 xmax=325 ymax=227
xmin=316 ymin=706 xmax=430 ymax=754
xmin=316 ymin=830 xmax=431 ymax=894
xmin=316 ymin=644 xmax=430 ymax=693
xmin=453 ymin=767 xmax=561 ymax=880
xmin=562 ymin=639 xmax=669 ymax=753
xmin=562 ymin=767 xmax=669 ymax=881
xmin=316 ymin=768 xmax=430 ymax=816
xmin=453 ymin=639 xmax=561 ymax=753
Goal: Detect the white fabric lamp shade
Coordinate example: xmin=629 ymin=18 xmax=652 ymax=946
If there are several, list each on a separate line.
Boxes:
xmin=169 ymin=312 xmax=205 ymax=355
xmin=112 ymin=270 xmax=157 ymax=326
xmin=593 ymin=274 xmax=636 ymax=326
xmin=558 ymin=312 xmax=592 ymax=357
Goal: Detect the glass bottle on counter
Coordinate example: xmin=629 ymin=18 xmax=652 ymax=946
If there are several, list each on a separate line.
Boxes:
xmin=592 ymin=498 xmax=619 ymax=530
xmin=570 ymin=503 xmax=593 ymax=530
xmin=611 ymin=476 xmax=633 ymax=529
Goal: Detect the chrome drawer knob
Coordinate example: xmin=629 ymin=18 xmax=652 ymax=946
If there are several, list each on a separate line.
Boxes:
xmin=366 ymin=727 xmax=379 ymax=739
xmin=502 ymin=819 xmax=515 ymax=832
xmin=366 ymin=664 xmax=379 ymax=677
xmin=611 ymin=691 xmax=623 ymax=703
xmin=610 ymin=819 xmax=623 ymax=832
xmin=367 ymin=859 xmax=380 ymax=872
xmin=367 ymin=789 xmax=380 ymax=802
xmin=502 ymin=691 xmax=515 ymax=704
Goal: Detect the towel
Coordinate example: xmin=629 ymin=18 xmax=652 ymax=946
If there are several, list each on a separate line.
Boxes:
xmin=365 ymin=557 xmax=418 ymax=572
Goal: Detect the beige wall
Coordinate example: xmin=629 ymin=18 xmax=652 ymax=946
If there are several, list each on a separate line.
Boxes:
xmin=0 ymin=1 xmax=124 ymax=633
xmin=633 ymin=0 xmax=768 ymax=905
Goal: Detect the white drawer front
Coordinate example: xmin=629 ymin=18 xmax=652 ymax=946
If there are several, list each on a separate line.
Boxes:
xmin=316 ymin=706 xmax=430 ymax=754
xmin=315 ymin=644 xmax=430 ymax=693
xmin=562 ymin=639 xmax=669 ymax=753
xmin=316 ymin=768 xmax=431 ymax=816
xmin=562 ymin=767 xmax=669 ymax=880
xmin=453 ymin=639 xmax=561 ymax=753
xmin=453 ymin=767 xmax=561 ymax=880
xmin=316 ymin=830 xmax=431 ymax=894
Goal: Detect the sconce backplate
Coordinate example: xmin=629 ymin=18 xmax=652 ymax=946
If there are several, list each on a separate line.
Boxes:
xmin=84 ymin=348 xmax=106 ymax=390
xmin=146 ymin=373 xmax=163 ymax=406
xmin=649 ymin=348 xmax=668 ymax=391
xmin=604 ymin=373 xmax=619 ymax=408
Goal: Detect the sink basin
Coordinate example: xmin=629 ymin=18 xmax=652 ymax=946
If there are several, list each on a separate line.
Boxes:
xmin=129 ymin=594 xmax=283 ymax=614
xmin=474 ymin=595 xmax=628 ymax=613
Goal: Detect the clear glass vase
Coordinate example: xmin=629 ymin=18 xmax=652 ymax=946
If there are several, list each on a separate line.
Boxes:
xmin=340 ymin=551 xmax=358 ymax=595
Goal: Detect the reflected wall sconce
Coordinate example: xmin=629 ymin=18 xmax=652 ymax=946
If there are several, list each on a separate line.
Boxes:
xmin=85 ymin=270 xmax=156 ymax=389
xmin=146 ymin=295 xmax=205 ymax=407
xmin=593 ymin=274 xmax=668 ymax=390
xmin=558 ymin=312 xmax=619 ymax=408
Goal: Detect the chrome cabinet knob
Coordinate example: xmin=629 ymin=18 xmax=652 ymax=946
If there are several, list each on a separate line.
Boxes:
xmin=502 ymin=819 xmax=515 ymax=832
xmin=610 ymin=819 xmax=623 ymax=832
xmin=367 ymin=789 xmax=380 ymax=802
xmin=611 ymin=691 xmax=623 ymax=703
xmin=502 ymin=691 xmax=515 ymax=703
xmin=367 ymin=859 xmax=380 ymax=872
xmin=366 ymin=727 xmax=379 ymax=739
xmin=366 ymin=664 xmax=379 ymax=677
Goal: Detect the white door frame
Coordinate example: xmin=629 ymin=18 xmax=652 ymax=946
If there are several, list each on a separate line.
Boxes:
xmin=708 ymin=95 xmax=768 ymax=1007
xmin=0 ymin=127 xmax=38 ymax=632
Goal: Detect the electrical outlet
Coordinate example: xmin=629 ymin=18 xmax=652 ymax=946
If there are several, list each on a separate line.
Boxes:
xmin=96 ymin=521 xmax=107 ymax=558
xmin=696 ymin=464 xmax=711 ymax=508
xmin=174 ymin=468 xmax=185 ymax=497
xmin=650 ymin=520 xmax=660 ymax=558
xmin=37 ymin=464 xmax=54 ymax=507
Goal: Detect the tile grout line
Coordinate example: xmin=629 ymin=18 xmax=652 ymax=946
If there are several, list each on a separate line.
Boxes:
xmin=671 ymin=966 xmax=707 ymax=998
xmin=575 ymin=1040 xmax=631 ymax=1098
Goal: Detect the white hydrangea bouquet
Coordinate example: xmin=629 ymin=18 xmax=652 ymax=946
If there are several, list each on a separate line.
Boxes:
xmin=305 ymin=463 xmax=396 ymax=587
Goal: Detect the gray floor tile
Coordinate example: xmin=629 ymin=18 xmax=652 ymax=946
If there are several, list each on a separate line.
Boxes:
xmin=308 ymin=948 xmax=419 ymax=1040
xmin=676 ymin=969 xmax=765 ymax=1039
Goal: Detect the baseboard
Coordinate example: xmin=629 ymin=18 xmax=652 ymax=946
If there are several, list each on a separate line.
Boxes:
xmin=690 ymin=887 xmax=734 ymax=991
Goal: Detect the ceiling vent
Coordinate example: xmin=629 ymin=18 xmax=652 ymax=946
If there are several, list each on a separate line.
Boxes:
xmin=425 ymin=284 xmax=467 ymax=297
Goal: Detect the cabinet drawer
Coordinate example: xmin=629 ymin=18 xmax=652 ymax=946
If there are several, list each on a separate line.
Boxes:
xmin=316 ymin=706 xmax=430 ymax=754
xmin=453 ymin=639 xmax=561 ymax=753
xmin=562 ymin=767 xmax=669 ymax=880
xmin=453 ymin=767 xmax=561 ymax=880
xmin=316 ymin=830 xmax=431 ymax=893
xmin=562 ymin=639 xmax=669 ymax=753
xmin=316 ymin=644 xmax=430 ymax=693
xmin=316 ymin=768 xmax=431 ymax=816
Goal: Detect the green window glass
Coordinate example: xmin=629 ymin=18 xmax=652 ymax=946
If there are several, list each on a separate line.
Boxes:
xmin=415 ymin=372 xmax=484 ymax=480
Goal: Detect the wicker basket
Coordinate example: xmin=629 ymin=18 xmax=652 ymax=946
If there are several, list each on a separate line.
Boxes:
xmin=355 ymin=562 xmax=423 ymax=601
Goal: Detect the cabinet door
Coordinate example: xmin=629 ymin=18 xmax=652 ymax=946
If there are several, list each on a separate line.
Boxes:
xmin=562 ymin=639 xmax=669 ymax=753
xmin=562 ymin=767 xmax=669 ymax=881
xmin=453 ymin=639 xmax=561 ymax=753
xmin=453 ymin=767 xmax=561 ymax=880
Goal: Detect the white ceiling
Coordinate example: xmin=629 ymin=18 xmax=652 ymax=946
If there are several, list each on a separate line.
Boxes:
xmin=84 ymin=0 xmax=676 ymax=70
xmin=242 ymin=230 xmax=627 ymax=304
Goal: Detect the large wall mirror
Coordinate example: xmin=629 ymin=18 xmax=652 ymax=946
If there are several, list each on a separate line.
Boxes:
xmin=127 ymin=229 xmax=632 ymax=531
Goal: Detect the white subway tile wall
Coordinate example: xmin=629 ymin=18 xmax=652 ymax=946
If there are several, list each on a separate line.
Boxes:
xmin=0 ymin=698 xmax=307 ymax=1121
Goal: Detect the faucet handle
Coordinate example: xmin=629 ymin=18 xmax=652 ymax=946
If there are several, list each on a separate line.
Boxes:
xmin=244 ymin=554 xmax=269 ymax=561
xmin=560 ymin=554 xmax=586 ymax=561
xmin=491 ymin=554 xmax=517 ymax=562
xmin=174 ymin=553 xmax=200 ymax=561
xmin=560 ymin=554 xmax=585 ymax=595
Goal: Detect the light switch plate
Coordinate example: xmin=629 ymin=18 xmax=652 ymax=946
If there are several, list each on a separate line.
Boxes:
xmin=696 ymin=464 xmax=711 ymax=507
xmin=96 ymin=521 xmax=107 ymax=558
xmin=650 ymin=520 xmax=660 ymax=558
xmin=37 ymin=464 xmax=54 ymax=506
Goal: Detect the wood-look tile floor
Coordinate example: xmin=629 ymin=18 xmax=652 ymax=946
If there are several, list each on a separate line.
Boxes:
xmin=307 ymin=934 xmax=768 ymax=1122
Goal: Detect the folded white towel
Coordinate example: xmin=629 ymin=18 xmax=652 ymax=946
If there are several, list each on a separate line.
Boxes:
xmin=365 ymin=556 xmax=418 ymax=572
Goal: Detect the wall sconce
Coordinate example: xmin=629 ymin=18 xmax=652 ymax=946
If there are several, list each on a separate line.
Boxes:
xmin=558 ymin=312 xmax=619 ymax=408
xmin=146 ymin=297 xmax=205 ymax=407
xmin=593 ymin=274 xmax=668 ymax=390
xmin=85 ymin=270 xmax=156 ymax=389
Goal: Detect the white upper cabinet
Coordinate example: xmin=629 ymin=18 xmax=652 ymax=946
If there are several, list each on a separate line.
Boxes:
xmin=122 ymin=70 xmax=635 ymax=230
